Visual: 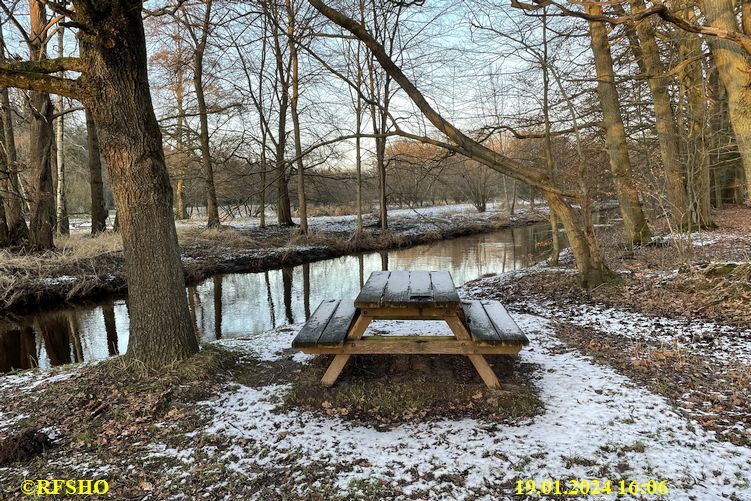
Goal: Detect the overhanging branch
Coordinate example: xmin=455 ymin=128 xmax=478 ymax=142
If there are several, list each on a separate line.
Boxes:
xmin=0 ymin=66 xmax=83 ymax=98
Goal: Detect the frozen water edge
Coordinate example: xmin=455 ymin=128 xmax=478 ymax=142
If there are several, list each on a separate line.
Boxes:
xmin=197 ymin=314 xmax=751 ymax=500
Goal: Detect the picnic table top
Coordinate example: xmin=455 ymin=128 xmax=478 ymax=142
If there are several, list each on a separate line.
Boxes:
xmin=354 ymin=270 xmax=461 ymax=309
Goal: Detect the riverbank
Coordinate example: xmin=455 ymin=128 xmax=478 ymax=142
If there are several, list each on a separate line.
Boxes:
xmin=0 ymin=205 xmax=546 ymax=315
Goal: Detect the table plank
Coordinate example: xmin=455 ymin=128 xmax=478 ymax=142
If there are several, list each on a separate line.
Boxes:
xmin=382 ymin=270 xmax=411 ymax=305
xmin=292 ymin=299 xmax=340 ymax=346
xmin=408 ymin=271 xmax=433 ymax=299
xmin=318 ymin=300 xmax=358 ymax=345
xmin=481 ymin=300 xmax=527 ymax=344
xmin=355 ymin=270 xmax=391 ymax=307
xmin=461 ymin=301 xmax=501 ymax=343
xmin=429 ymin=271 xmax=461 ymax=305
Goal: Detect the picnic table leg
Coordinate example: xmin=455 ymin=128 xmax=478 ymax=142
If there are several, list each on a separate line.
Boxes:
xmin=320 ymin=313 xmax=372 ymax=386
xmin=445 ymin=316 xmax=501 ymax=389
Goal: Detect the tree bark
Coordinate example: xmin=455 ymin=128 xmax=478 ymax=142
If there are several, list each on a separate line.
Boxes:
xmin=269 ymin=1 xmax=294 ymax=226
xmin=621 ymin=0 xmax=689 ymax=228
xmin=585 ymin=2 xmax=651 ymax=245
xmin=700 ymin=0 xmax=751 ymax=203
xmin=86 ymin=110 xmax=107 ymax=233
xmin=286 ymin=0 xmax=308 ymax=234
xmin=28 ymin=0 xmax=55 ymax=250
xmin=0 ymin=23 xmax=27 ymax=245
xmin=192 ymin=0 xmax=220 ymax=228
xmin=174 ymin=62 xmax=188 ymax=220
xmin=676 ymin=3 xmax=712 ymax=227
xmin=541 ymin=9 xmax=560 ymax=265
xmin=76 ymin=0 xmax=198 ymax=366
xmin=55 ymin=26 xmax=69 ymax=236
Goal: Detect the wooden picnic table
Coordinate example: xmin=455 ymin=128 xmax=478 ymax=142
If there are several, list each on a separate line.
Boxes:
xmin=292 ymin=270 xmax=528 ymax=388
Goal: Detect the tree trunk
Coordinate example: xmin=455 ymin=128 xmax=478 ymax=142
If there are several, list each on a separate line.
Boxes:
xmin=0 ymin=180 xmax=7 ymax=247
xmin=541 ymin=9 xmax=560 ymax=266
xmin=286 ymin=0 xmax=307 ymax=234
xmin=622 ymin=0 xmax=689 ymax=228
xmin=0 ymin=24 xmax=27 ymax=245
xmin=700 ymin=0 xmax=751 ymax=204
xmin=174 ymin=63 xmax=188 ymax=220
xmin=86 ymin=110 xmax=107 ymax=233
xmin=27 ymin=0 xmax=55 ymax=250
xmin=355 ymin=71 xmax=363 ymax=233
xmin=193 ymin=31 xmax=220 ymax=228
xmin=677 ymin=4 xmax=712 ymax=227
xmin=586 ymin=2 xmax=651 ymax=245
xmin=367 ymin=53 xmax=388 ymax=230
xmin=55 ymin=27 xmax=69 ymax=236
xmin=78 ymin=0 xmax=198 ymax=367
xmin=546 ymin=192 xmax=609 ymax=288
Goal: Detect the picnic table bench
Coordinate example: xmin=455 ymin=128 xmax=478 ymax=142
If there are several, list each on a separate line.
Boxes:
xmin=292 ymin=270 xmax=528 ymax=388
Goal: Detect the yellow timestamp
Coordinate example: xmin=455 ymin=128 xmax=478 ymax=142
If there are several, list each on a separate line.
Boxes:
xmin=515 ymin=479 xmax=669 ymax=496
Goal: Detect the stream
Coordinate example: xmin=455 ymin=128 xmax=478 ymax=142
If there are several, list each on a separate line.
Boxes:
xmin=0 ymin=221 xmax=563 ymax=373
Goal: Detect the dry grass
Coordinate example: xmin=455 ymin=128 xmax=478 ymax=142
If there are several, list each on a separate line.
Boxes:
xmin=0 ymin=232 xmax=126 ymax=311
xmin=282 ymin=354 xmax=542 ymax=426
xmin=177 ymin=225 xmax=266 ymax=250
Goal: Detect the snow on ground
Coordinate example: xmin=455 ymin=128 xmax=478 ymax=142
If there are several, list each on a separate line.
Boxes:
xmin=0 ymin=368 xmax=78 ymax=393
xmin=187 ymin=314 xmax=751 ymax=500
xmin=214 ymin=324 xmax=303 ymax=362
xmin=653 ymin=231 xmax=751 ymax=247
xmin=169 ymin=202 xmax=542 ymax=234
xmin=463 ymin=270 xmax=751 ymax=368
xmin=527 ymin=300 xmax=751 ymax=367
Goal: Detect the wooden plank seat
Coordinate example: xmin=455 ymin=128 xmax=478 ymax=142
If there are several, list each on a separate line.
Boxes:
xmin=461 ymin=300 xmax=529 ymax=346
xmin=292 ymin=299 xmax=358 ymax=348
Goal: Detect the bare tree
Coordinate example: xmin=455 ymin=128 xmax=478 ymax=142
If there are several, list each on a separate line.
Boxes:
xmin=310 ymin=0 xmax=611 ymax=286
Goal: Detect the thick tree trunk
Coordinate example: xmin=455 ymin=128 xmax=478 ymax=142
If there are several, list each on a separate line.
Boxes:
xmin=623 ymin=0 xmax=689 ymax=228
xmin=586 ymin=3 xmax=651 ymax=245
xmin=27 ymin=0 xmax=55 ymax=250
xmin=86 ymin=110 xmax=107 ymax=233
xmin=700 ymin=0 xmax=751 ymax=203
xmin=677 ymin=5 xmax=713 ymax=227
xmin=545 ymin=192 xmax=609 ymax=287
xmin=78 ymin=0 xmax=198 ymax=367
